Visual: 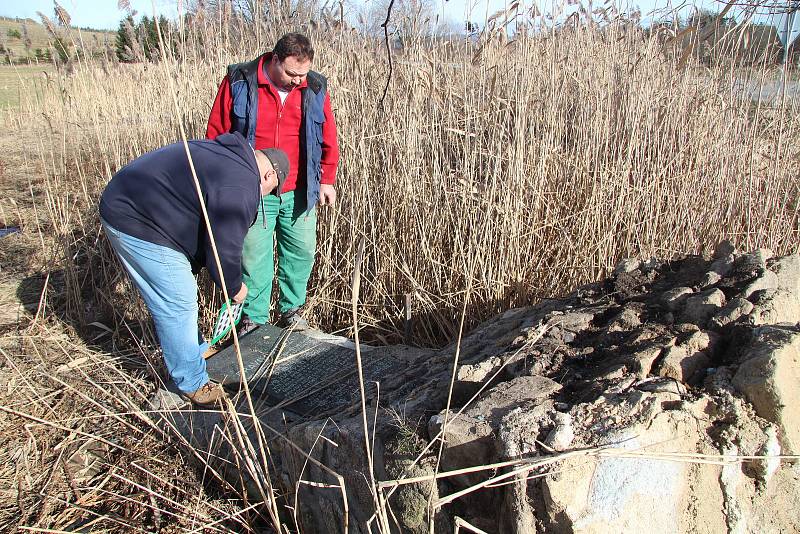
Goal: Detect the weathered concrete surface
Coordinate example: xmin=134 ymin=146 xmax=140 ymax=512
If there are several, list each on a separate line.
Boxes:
xmin=542 ymin=404 xmax=726 ymax=534
xmin=152 ymin=246 xmax=800 ymax=532
xmin=733 ymin=326 xmax=800 ymax=454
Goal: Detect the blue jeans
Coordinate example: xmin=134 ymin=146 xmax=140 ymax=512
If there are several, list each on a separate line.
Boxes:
xmin=101 ymin=220 xmax=209 ymax=393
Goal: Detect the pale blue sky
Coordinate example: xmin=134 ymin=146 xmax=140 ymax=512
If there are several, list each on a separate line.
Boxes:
xmin=0 ymin=0 xmax=789 ymax=31
xmin=0 ymin=0 xmax=179 ymax=30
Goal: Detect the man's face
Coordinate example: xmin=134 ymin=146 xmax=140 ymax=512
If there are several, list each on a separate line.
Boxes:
xmin=268 ymin=55 xmax=312 ymax=92
xmin=260 ymin=160 xmax=278 ymax=196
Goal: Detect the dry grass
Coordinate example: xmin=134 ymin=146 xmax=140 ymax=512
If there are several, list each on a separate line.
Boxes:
xmin=0 ymin=1 xmax=798 ymax=531
xmin=0 ymin=64 xmax=56 ymax=109
xmin=0 ymin=323 xmax=251 ymax=532
xmin=0 ymin=16 xmax=112 ymax=63
xmin=16 ymin=21 xmax=799 ymax=344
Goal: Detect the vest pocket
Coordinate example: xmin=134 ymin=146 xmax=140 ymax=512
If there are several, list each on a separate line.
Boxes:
xmin=314 ymin=120 xmax=324 ymax=143
xmin=231 ymin=80 xmax=248 ymax=118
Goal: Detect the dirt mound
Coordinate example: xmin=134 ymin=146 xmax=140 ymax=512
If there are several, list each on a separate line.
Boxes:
xmin=167 ymin=244 xmax=800 ymax=532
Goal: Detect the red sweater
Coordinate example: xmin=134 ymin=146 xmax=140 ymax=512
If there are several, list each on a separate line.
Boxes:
xmin=206 ymin=54 xmax=339 ymax=193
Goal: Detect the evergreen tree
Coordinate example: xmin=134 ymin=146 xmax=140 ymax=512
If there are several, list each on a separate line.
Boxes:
xmin=115 ymin=15 xmax=136 ymax=61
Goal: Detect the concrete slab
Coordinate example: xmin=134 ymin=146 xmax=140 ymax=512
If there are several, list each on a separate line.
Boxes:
xmin=205 ymin=325 xmax=395 ymax=416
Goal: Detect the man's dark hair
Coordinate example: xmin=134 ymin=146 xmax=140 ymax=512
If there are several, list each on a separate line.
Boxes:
xmin=273 ymin=33 xmax=314 ymax=62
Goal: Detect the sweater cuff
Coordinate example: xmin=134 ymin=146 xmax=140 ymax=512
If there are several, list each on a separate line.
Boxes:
xmin=320 ymin=163 xmax=337 ymax=185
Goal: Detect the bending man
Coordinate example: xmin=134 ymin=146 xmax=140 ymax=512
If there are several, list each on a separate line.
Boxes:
xmin=100 ymin=132 xmax=289 ymax=406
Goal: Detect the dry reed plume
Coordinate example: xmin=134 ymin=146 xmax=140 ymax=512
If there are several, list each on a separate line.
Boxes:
xmin=0 ymin=1 xmax=798 ymax=531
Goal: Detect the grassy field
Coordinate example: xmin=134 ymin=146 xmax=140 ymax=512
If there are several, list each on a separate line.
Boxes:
xmin=0 ymin=64 xmax=53 ymax=108
xmin=0 ymin=16 xmax=112 ymax=62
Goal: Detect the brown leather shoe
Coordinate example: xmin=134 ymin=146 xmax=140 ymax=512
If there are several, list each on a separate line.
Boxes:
xmin=184 ymin=381 xmax=226 ymax=407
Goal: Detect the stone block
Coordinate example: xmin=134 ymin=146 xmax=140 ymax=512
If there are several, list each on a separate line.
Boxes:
xmin=699 ymin=270 xmax=722 ymax=288
xmin=544 ymin=412 xmax=574 ymax=451
xmin=749 ymin=288 xmax=800 ymax=326
xmin=735 ymin=249 xmax=773 ymax=274
xmin=549 ymin=311 xmax=599 ymax=333
xmin=662 ymin=287 xmax=694 ymax=311
xmin=732 ymin=326 xmax=800 ymax=453
xmin=606 ymin=304 xmax=644 ymax=333
xmin=614 ymin=258 xmax=641 ymax=275
xmin=773 ymin=254 xmax=800 ymax=293
xmin=714 ymin=240 xmax=736 ymax=259
xmin=629 ymin=344 xmax=668 ymax=378
xmin=709 ymin=298 xmax=754 ymax=330
xmin=457 ymin=356 xmax=502 ymax=383
xmin=656 ymin=345 xmax=710 ymax=383
xmin=743 ymin=269 xmax=779 ymax=299
xmin=681 ymin=330 xmax=718 ymax=355
xmin=709 ymin=253 xmax=735 ymax=276
xmin=682 ymin=289 xmax=726 ymax=326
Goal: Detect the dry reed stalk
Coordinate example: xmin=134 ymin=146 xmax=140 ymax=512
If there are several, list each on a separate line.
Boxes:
xmin=454 ymin=515 xmax=491 ymax=534
xmin=351 ymin=237 xmax=390 ymax=532
xmin=426 ymin=252 xmax=476 ymax=531
xmin=17 ymin=18 xmax=799 ymax=346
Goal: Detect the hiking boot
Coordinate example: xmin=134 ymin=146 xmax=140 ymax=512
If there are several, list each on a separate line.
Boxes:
xmin=277 ymin=307 xmax=309 ymax=331
xmin=184 ymin=381 xmax=226 ymax=407
xmin=236 ymin=316 xmax=261 ymax=337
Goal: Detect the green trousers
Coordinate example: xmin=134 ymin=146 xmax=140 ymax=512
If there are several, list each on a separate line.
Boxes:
xmin=241 ymin=190 xmax=317 ymax=324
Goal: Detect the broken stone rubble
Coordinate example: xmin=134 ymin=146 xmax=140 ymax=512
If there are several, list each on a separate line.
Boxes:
xmin=155 ymin=244 xmax=800 ymax=532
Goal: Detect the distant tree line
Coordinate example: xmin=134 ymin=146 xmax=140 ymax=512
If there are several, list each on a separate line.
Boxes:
xmin=114 ymin=14 xmax=176 ymax=62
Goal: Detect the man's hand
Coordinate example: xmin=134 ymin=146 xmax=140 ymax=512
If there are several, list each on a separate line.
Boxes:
xmin=319 ymin=184 xmax=337 ymax=207
xmin=232 ymin=283 xmax=248 ymax=304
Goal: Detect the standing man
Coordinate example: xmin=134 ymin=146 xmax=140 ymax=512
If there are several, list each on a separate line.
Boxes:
xmin=206 ymin=33 xmax=340 ymax=331
xmin=100 ymin=132 xmax=289 ymax=405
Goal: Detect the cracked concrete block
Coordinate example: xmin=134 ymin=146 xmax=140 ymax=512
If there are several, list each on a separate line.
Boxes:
xmin=682 ymin=289 xmax=726 ymax=326
xmin=733 ymin=326 xmax=800 ymax=454
xmin=709 ymin=298 xmax=754 ymax=330
xmin=662 ymin=287 xmax=694 ymax=311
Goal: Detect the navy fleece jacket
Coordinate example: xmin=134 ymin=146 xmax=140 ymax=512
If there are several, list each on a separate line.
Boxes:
xmin=99 ymin=132 xmax=260 ymax=295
